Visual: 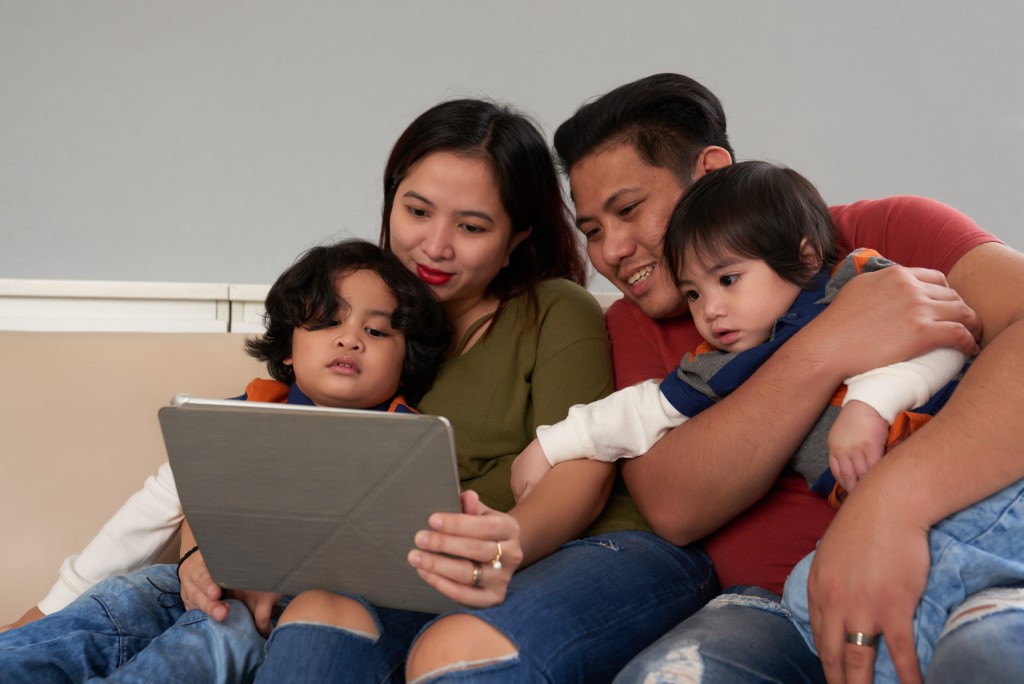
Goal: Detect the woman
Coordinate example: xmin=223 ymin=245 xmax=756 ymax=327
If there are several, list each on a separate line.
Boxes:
xmin=251 ymin=100 xmax=717 ymax=682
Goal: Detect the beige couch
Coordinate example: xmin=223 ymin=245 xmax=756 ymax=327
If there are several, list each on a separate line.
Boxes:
xmin=0 ymin=331 xmax=266 ymax=624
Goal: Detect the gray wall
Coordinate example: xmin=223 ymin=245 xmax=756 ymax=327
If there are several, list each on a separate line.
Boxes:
xmin=2 ymin=1 xmax=1022 ymax=289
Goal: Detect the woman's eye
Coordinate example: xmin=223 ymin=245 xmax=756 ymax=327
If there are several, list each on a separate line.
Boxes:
xmin=461 ymin=223 xmax=486 ymax=234
xmin=582 ymin=226 xmax=602 ymax=242
xmin=618 ymin=202 xmax=639 ymax=218
xmin=408 ymin=206 xmax=428 ymax=218
xmin=720 ymin=274 xmax=739 ymax=287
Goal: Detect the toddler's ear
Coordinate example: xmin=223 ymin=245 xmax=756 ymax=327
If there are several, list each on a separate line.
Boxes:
xmin=798 ymin=237 xmax=821 ymax=271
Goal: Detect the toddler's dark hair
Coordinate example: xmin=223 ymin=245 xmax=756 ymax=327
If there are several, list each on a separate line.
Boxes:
xmin=664 ymin=161 xmax=841 ymax=289
xmin=245 ymin=240 xmax=450 ymax=405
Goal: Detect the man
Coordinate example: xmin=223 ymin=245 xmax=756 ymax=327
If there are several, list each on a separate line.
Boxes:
xmin=554 ymin=73 xmax=1024 ymax=683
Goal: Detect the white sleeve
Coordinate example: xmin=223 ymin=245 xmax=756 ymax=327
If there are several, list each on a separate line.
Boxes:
xmin=842 ymin=347 xmax=967 ymax=423
xmin=37 ymin=462 xmax=184 ymax=615
xmin=536 ymin=379 xmax=689 ymax=465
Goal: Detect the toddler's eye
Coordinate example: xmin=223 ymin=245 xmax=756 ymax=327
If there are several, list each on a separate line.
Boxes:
xmin=684 ymin=290 xmax=700 ymax=302
xmin=365 ymin=327 xmax=388 ymax=338
xmin=720 ymin=274 xmax=739 ymax=287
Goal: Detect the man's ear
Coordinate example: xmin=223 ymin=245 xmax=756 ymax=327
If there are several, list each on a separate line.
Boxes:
xmin=798 ymin=237 xmax=821 ymax=271
xmin=691 ymin=146 xmax=732 ymax=181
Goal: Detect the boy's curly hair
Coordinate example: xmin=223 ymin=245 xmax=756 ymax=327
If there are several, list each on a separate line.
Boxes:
xmin=245 ymin=240 xmax=450 ymax=405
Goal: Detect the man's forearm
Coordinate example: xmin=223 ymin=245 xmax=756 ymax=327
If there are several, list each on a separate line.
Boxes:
xmin=622 ymin=331 xmax=841 ymax=545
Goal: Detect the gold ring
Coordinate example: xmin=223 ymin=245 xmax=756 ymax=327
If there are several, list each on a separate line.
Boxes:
xmin=845 ymin=632 xmax=879 ymax=648
xmin=471 ymin=561 xmax=483 ymax=588
xmin=490 ymin=542 xmax=503 ymax=570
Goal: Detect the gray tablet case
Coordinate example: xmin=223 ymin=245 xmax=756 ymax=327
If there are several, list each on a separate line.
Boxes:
xmin=159 ymin=394 xmax=462 ymax=614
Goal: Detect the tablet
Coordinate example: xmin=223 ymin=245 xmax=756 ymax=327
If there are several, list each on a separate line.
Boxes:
xmin=159 ymin=394 xmax=462 ymax=614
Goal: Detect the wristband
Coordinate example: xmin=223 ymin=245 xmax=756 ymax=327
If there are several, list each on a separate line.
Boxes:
xmin=176 ymin=545 xmax=200 ymax=581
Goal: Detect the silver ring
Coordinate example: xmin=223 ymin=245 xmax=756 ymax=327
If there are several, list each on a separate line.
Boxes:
xmin=490 ymin=542 xmax=503 ymax=570
xmin=845 ymin=632 xmax=879 ymax=648
xmin=470 ymin=561 xmax=482 ymax=588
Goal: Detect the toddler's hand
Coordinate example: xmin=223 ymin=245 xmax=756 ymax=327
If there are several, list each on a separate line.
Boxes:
xmin=828 ymin=400 xmax=889 ymax=492
xmin=511 ymin=439 xmax=553 ymax=502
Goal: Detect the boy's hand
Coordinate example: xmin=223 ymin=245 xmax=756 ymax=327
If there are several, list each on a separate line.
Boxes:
xmin=223 ymin=589 xmax=285 ymax=637
xmin=828 ymin=400 xmax=889 ymax=492
xmin=0 ymin=606 xmax=44 ymax=633
xmin=511 ymin=439 xmax=554 ymax=502
xmin=178 ymin=550 xmax=282 ymax=636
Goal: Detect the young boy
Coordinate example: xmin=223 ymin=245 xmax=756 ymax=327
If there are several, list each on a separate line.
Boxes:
xmin=0 ymin=239 xmax=449 ymax=683
xmin=512 ymin=161 xmax=965 ymax=505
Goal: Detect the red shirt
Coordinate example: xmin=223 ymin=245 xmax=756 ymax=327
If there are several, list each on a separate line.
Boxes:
xmin=605 ymin=196 xmax=998 ymax=593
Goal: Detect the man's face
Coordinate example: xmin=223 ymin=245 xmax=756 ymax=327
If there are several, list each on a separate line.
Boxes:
xmin=569 ymin=143 xmax=690 ymax=319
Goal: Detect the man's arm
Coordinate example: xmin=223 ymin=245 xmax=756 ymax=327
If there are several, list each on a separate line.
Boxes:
xmin=622 ymin=262 xmax=982 ymax=545
xmin=809 ymin=241 xmax=1024 ymax=684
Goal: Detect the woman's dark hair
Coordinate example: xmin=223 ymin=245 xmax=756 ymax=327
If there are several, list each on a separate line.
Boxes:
xmin=664 ymin=161 xmax=841 ymax=289
xmin=554 ymin=73 xmax=735 ymax=185
xmin=245 ymin=240 xmax=450 ymax=405
xmin=380 ymin=99 xmax=587 ymax=311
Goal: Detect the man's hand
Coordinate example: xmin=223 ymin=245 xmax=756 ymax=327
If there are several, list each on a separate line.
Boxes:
xmin=511 ymin=439 xmax=554 ymax=502
xmin=828 ymin=400 xmax=890 ymax=492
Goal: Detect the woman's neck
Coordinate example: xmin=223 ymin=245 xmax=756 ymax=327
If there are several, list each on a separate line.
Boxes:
xmin=444 ymin=294 xmax=501 ymax=357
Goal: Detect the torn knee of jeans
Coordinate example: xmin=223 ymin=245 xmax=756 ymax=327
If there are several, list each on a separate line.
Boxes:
xmin=408 ymin=653 xmax=519 ymax=684
xmin=940 ymin=586 xmax=1024 ymax=639
xmin=636 ymin=643 xmax=704 ymax=684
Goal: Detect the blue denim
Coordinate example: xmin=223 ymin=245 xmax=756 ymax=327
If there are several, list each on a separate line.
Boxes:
xmin=0 ymin=564 xmax=266 ymax=684
xmin=928 ymin=587 xmax=1024 ymax=683
xmin=616 ymin=586 xmax=1024 ymax=684
xmin=614 ymin=586 xmax=826 ymax=684
xmin=254 ymin=531 xmax=717 ymax=683
xmin=783 ymin=478 xmax=1024 ymax=680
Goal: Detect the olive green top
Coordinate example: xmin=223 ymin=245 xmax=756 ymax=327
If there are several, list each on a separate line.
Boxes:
xmin=417 ymin=278 xmax=651 ymax=536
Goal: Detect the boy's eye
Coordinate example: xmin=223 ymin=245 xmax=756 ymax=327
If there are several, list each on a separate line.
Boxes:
xmin=304 ymin=320 xmax=340 ymax=331
xmin=720 ymin=274 xmax=739 ymax=287
xmin=684 ymin=290 xmax=700 ymax=302
xmin=365 ymin=327 xmax=388 ymax=338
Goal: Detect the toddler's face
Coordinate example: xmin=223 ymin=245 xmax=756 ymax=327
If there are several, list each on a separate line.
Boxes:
xmin=286 ymin=269 xmax=406 ymax=408
xmin=679 ymin=252 xmax=801 ymax=353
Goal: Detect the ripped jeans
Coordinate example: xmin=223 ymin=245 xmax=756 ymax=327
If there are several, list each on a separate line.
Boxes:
xmin=253 ymin=531 xmax=717 ymax=683
xmin=614 ymin=586 xmax=1024 ymax=684
xmin=783 ymin=477 xmax=1024 ymax=681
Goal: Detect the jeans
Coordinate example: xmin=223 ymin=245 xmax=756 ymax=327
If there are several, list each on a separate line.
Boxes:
xmin=783 ymin=478 xmax=1024 ymax=680
xmin=614 ymin=585 xmax=1024 ymax=683
xmin=254 ymin=531 xmax=717 ymax=683
xmin=0 ymin=564 xmax=266 ymax=684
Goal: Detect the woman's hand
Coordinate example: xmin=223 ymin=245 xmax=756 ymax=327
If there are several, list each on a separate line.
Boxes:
xmin=407 ymin=490 xmax=523 ymax=608
xmin=807 ymin=468 xmax=930 ymax=684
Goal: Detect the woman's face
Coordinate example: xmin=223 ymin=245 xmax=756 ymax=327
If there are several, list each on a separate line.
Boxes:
xmin=388 ymin=151 xmax=528 ymax=314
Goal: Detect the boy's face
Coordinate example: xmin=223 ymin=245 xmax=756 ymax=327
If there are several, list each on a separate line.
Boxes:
xmin=679 ymin=251 xmax=802 ymax=353
xmin=285 ymin=269 xmax=406 ymax=408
